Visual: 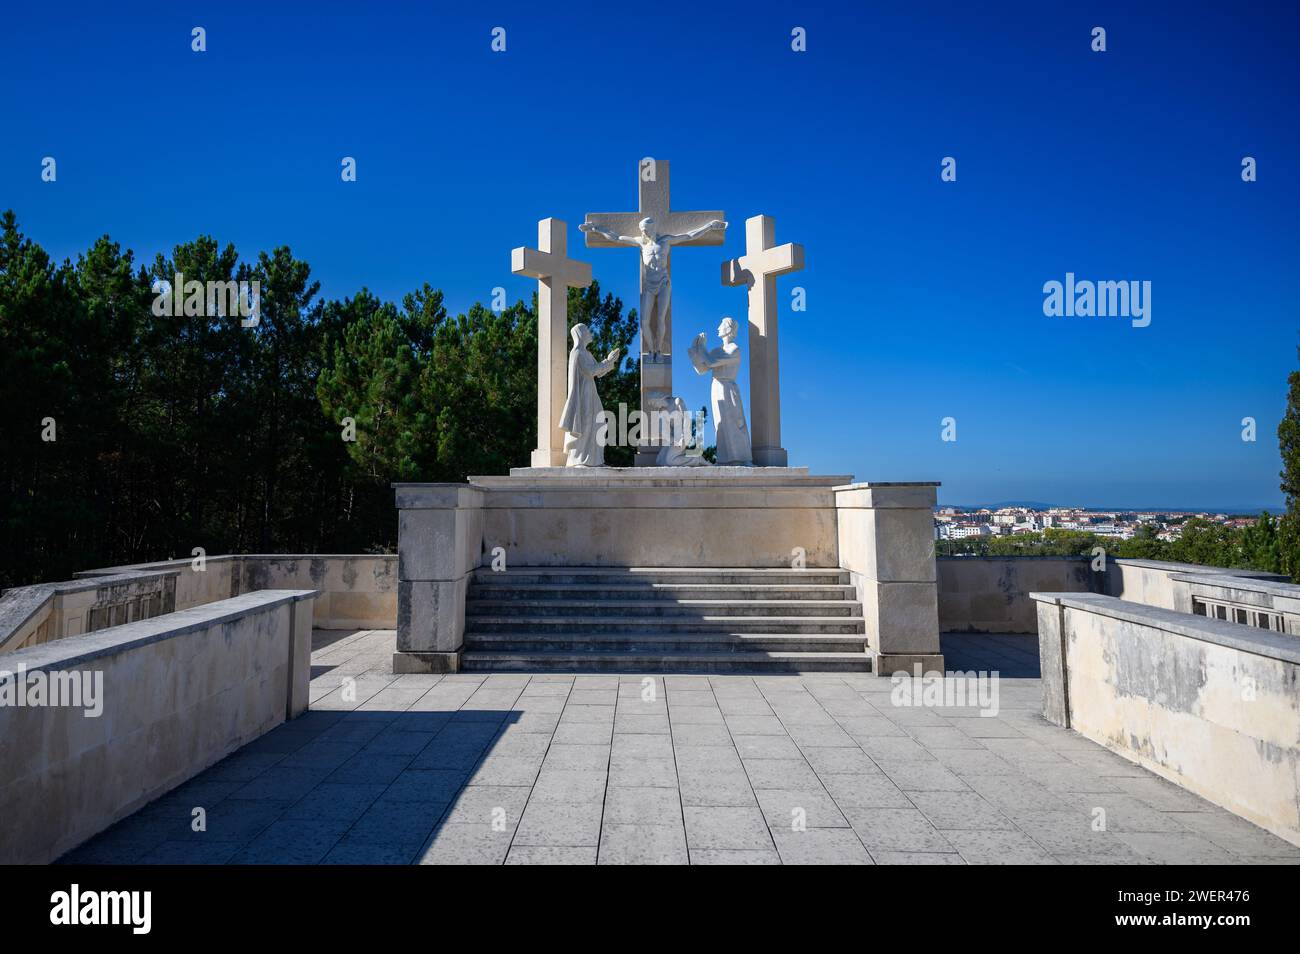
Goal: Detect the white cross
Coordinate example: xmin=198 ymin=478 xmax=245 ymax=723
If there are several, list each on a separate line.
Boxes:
xmin=512 ymin=218 xmax=592 ymax=467
xmin=721 ymin=214 xmax=804 ymax=467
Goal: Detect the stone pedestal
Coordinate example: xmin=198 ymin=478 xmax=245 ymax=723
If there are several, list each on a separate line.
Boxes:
xmin=833 ymin=482 xmax=945 ymax=675
xmin=391 ymin=484 xmax=484 ymax=673
xmin=392 ymin=471 xmax=942 ymax=675
xmin=635 ymin=361 xmax=673 ymax=466
xmin=476 ymin=467 xmax=848 ymax=567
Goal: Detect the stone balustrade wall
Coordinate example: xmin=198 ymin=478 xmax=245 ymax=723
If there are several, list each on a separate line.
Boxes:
xmin=75 ymin=554 xmax=397 ymax=630
xmin=938 ymin=556 xmax=1101 ymax=633
xmin=937 ymin=556 xmax=1292 ymax=635
xmin=0 ymin=589 xmax=316 ymax=864
xmin=0 ymin=571 xmax=179 ymax=655
xmin=1031 ymin=592 xmax=1300 ymax=848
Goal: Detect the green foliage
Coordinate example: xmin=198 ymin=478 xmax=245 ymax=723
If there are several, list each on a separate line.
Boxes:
xmin=1277 ymin=353 xmax=1300 ymax=578
xmin=428 ymin=300 xmax=537 ymax=478
xmin=937 ymin=528 xmax=1103 ymax=558
xmin=0 ymin=211 xmax=640 ymax=588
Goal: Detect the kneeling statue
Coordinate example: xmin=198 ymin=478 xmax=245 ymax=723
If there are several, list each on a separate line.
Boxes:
xmin=652 ymin=395 xmax=710 ymax=467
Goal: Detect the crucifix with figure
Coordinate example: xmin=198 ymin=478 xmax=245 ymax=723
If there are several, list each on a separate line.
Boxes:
xmin=582 ymin=160 xmax=726 ymax=465
xmin=512 ymin=217 xmax=592 ymax=467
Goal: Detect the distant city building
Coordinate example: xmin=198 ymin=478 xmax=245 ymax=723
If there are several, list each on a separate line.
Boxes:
xmin=934 ymin=504 xmax=1259 ymax=544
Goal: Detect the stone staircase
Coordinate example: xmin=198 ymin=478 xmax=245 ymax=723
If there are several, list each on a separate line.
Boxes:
xmin=461 ymin=567 xmax=872 ymax=672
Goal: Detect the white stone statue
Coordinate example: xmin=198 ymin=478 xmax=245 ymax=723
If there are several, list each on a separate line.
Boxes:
xmin=579 ymin=216 xmax=726 ymax=362
xmin=652 ymin=395 xmax=710 ymax=467
xmin=558 ymin=323 xmax=621 ymax=467
xmin=689 ymin=317 xmax=752 ymax=466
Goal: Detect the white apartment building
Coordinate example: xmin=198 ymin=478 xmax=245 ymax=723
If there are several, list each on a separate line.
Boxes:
xmin=948 ymin=525 xmax=993 ymax=540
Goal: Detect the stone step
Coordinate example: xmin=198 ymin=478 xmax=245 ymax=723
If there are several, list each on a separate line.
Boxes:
xmin=464 ymin=615 xmax=866 ymax=635
xmin=464 ymin=582 xmax=855 ymax=601
xmin=465 ymin=599 xmax=862 ymax=618
xmin=460 ymin=649 xmax=874 ymax=673
xmin=463 ymin=631 xmax=867 ymax=653
xmin=461 ymin=566 xmax=867 ymax=673
xmin=470 ymin=567 xmax=850 ymax=586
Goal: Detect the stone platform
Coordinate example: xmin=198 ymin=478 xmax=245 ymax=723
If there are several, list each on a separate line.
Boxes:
xmin=60 ymin=630 xmax=1300 ymax=865
xmin=392 ymin=472 xmax=944 ymax=676
xmin=463 ymin=467 xmax=852 ymax=569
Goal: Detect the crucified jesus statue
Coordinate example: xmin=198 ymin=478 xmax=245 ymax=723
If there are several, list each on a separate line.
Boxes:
xmin=580 ymin=216 xmax=727 ymax=362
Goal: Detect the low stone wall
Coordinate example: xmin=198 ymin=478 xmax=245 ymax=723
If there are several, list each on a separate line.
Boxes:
xmin=1032 ymin=592 xmax=1300 ymax=847
xmin=938 ymin=556 xmax=1100 ymax=633
xmin=76 ymin=554 xmax=396 ymax=630
xmin=237 ymin=556 xmax=396 ymax=630
xmin=0 ymin=589 xmax=316 ymax=864
xmin=1173 ymin=572 xmax=1300 ymax=633
xmin=935 ymin=556 xmax=1289 ymax=635
xmin=1105 ymin=558 xmax=1286 ymax=611
xmin=0 ymin=571 xmax=179 ymax=654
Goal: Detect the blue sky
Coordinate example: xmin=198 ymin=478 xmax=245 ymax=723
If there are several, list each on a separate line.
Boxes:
xmin=3 ymin=1 xmax=1296 ymax=509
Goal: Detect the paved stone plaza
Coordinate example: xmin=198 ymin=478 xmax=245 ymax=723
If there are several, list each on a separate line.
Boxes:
xmin=62 ymin=630 xmax=1300 ymax=865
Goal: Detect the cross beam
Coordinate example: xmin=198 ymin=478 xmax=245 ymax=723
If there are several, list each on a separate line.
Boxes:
xmin=721 ymin=214 xmax=804 ymax=467
xmin=512 ymin=217 xmax=592 ymax=468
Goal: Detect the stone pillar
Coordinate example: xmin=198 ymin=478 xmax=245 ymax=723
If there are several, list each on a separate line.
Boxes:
xmin=392 ymin=483 xmax=484 ymax=673
xmin=834 ymin=482 xmax=944 ymax=675
xmin=287 ymin=596 xmax=314 ymax=719
xmin=1030 ymin=594 xmax=1070 ymax=727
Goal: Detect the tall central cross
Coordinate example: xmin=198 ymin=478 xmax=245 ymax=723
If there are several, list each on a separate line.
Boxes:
xmin=512 ymin=217 xmax=592 ymax=467
xmin=722 ymin=214 xmax=804 ymax=467
xmin=583 ymin=160 xmax=725 ymax=466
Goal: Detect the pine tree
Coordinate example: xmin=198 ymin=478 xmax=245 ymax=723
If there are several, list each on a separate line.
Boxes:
xmin=1277 ymin=352 xmax=1300 ymax=579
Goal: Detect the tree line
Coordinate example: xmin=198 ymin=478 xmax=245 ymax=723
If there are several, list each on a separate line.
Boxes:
xmin=0 ymin=211 xmax=638 ymax=589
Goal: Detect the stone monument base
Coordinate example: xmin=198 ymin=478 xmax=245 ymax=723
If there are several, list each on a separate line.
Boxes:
xmin=475 ymin=466 xmax=845 ymax=567
xmin=391 ymin=470 xmax=944 ymax=675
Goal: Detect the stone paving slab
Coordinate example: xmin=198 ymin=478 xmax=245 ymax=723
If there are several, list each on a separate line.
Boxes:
xmin=58 ymin=630 xmax=1300 ymax=865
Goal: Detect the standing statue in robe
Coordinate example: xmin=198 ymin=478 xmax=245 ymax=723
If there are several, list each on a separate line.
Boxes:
xmin=580 ymin=216 xmax=727 ymax=362
xmin=558 ymin=323 xmax=621 ymax=467
xmin=688 ymin=317 xmax=752 ymax=465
